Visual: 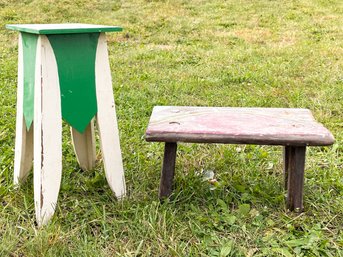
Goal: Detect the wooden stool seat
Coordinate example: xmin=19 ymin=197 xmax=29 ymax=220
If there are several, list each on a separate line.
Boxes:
xmin=145 ymin=106 xmax=335 ymax=211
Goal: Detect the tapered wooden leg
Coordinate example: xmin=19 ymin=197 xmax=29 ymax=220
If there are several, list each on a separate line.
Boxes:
xmin=34 ymin=35 xmax=63 ymax=226
xmin=71 ymin=120 xmax=96 ymax=171
xmin=14 ymin=118 xmax=34 ymax=184
xmin=159 ymin=142 xmax=177 ymax=199
xmin=286 ymin=146 xmax=306 ymax=212
xmin=95 ymin=33 xmax=126 ymax=199
xmin=14 ymin=34 xmax=33 ymax=184
xmin=283 ymin=146 xmax=291 ymax=190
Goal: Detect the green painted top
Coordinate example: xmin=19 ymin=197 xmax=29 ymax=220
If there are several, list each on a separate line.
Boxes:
xmin=6 ymin=23 xmax=122 ymax=34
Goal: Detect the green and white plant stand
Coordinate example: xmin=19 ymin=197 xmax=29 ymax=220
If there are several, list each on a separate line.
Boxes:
xmin=6 ymin=24 xmax=126 ymax=226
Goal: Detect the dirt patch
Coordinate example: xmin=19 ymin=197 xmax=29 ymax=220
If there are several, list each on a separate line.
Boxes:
xmin=148 ymin=44 xmax=175 ymax=51
xmin=231 ymin=28 xmax=272 ymax=44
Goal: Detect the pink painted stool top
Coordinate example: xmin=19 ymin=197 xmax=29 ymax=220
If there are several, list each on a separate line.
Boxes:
xmin=145 ymin=106 xmax=335 ymax=146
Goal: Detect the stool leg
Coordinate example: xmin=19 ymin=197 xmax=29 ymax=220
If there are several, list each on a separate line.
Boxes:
xmin=14 ymin=119 xmax=33 ymax=184
xmin=286 ymin=146 xmax=306 ymax=212
xmin=283 ymin=146 xmax=291 ymax=190
xmin=71 ymin=119 xmax=96 ymax=171
xmin=95 ymin=33 xmax=126 ymax=199
xmin=159 ymin=142 xmax=177 ymax=199
xmin=33 ymin=35 xmax=63 ymax=226
xmin=14 ymin=35 xmax=33 ymax=184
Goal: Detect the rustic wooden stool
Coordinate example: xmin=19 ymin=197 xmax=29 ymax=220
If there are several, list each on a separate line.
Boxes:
xmin=145 ymin=106 xmax=334 ymax=211
xmin=7 ymin=24 xmax=126 ymax=226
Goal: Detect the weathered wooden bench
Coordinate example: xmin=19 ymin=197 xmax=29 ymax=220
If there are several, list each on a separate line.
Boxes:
xmin=145 ymin=106 xmax=335 ymax=211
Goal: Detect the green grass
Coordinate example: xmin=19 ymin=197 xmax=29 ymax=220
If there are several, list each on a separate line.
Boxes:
xmin=0 ymin=0 xmax=342 ymax=256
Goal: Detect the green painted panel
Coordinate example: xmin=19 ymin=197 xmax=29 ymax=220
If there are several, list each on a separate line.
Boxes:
xmin=6 ymin=24 xmax=122 ymax=35
xmin=47 ymin=33 xmax=99 ymax=133
xmin=22 ymin=32 xmax=38 ymax=130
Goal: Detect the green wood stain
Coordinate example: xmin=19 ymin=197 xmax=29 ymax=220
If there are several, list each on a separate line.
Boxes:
xmin=22 ymin=32 xmax=38 ymax=130
xmin=47 ymin=33 xmax=99 ymax=133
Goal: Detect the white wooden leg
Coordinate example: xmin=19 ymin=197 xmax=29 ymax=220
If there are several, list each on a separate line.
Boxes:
xmin=14 ymin=118 xmax=33 ymax=184
xmin=14 ymin=34 xmax=33 ymax=184
xmin=95 ymin=33 xmax=126 ymax=198
xmin=71 ymin=120 xmax=96 ymax=171
xmin=34 ymin=35 xmax=62 ymax=226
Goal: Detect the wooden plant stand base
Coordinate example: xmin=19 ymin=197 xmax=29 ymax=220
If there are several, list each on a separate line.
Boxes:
xmin=145 ymin=106 xmax=335 ymax=211
xmin=7 ymin=24 xmax=126 ymax=226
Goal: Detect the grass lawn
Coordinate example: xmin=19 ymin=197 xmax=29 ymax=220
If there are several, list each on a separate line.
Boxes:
xmin=0 ymin=0 xmax=342 ymax=256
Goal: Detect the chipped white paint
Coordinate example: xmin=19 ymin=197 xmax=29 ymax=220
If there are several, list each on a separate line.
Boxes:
xmin=12 ymin=31 xmax=126 ymax=226
xmin=95 ymin=33 xmax=126 ymax=198
xmin=71 ymin=120 xmax=96 ymax=171
xmin=14 ymin=33 xmax=34 ymax=184
xmin=33 ymin=35 xmax=62 ymax=226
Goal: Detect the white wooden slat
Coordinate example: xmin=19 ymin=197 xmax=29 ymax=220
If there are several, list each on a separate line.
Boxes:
xmin=13 ymin=33 xmax=34 ymax=185
xmin=71 ymin=120 xmax=96 ymax=171
xmin=33 ymin=35 xmax=62 ymax=226
xmin=95 ymin=33 xmax=126 ymax=198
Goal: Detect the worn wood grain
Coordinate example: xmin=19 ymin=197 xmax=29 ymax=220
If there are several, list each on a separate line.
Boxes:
xmin=286 ymin=146 xmax=306 ymax=211
xmin=95 ymin=33 xmax=126 ymax=199
xmin=146 ymin=106 xmax=335 ymax=146
xmin=159 ymin=142 xmax=177 ymax=199
xmin=283 ymin=146 xmax=291 ymax=190
xmin=33 ymin=35 xmax=62 ymax=226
